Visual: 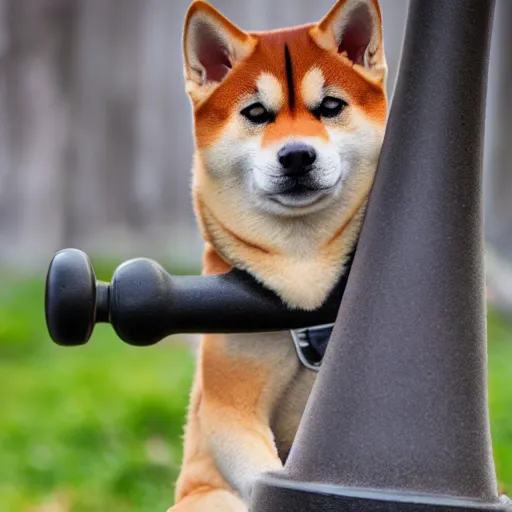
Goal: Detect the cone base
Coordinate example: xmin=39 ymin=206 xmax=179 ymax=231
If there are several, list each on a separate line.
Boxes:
xmin=251 ymin=475 xmax=512 ymax=512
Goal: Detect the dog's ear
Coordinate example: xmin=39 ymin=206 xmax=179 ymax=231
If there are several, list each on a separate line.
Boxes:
xmin=183 ymin=1 xmax=254 ymax=103
xmin=310 ymin=0 xmax=387 ymax=82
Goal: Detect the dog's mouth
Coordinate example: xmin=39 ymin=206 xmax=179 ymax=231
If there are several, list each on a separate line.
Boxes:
xmin=269 ymin=186 xmax=330 ymax=207
xmin=265 ymin=177 xmax=342 ymax=208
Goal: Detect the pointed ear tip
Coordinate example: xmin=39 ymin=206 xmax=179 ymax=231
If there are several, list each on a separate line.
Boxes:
xmin=319 ymin=0 xmax=383 ymax=23
xmin=186 ymin=0 xmax=211 ymax=20
xmin=188 ymin=0 xmax=211 ymax=11
xmin=184 ymin=0 xmax=250 ymax=43
xmin=185 ymin=0 xmax=227 ymax=30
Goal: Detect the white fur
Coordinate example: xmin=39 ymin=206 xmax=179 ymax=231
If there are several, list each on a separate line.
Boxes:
xmin=301 ymin=67 xmax=325 ymax=109
xmin=256 ymin=73 xmax=284 ymax=112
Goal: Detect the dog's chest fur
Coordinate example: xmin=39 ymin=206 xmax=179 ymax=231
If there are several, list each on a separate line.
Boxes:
xmin=224 ymin=330 xmax=317 ymax=461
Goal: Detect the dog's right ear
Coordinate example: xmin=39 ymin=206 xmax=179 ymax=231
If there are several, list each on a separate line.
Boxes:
xmin=310 ymin=0 xmax=386 ymax=83
xmin=183 ymin=1 xmax=254 ymax=104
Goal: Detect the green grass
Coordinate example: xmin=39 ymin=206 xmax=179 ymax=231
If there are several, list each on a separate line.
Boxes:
xmin=0 ymin=264 xmax=511 ymax=511
xmin=0 ymin=264 xmax=195 ymax=512
xmin=488 ymin=308 xmax=512 ymax=492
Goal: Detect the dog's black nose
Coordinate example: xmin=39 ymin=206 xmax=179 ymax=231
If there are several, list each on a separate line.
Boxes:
xmin=278 ymin=143 xmax=317 ymax=176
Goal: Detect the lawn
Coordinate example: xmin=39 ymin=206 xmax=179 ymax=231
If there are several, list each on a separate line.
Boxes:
xmin=0 ymin=262 xmax=511 ymax=511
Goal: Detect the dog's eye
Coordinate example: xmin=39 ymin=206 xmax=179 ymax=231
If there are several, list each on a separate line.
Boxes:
xmin=241 ymin=103 xmax=273 ymax=124
xmin=315 ymin=96 xmax=347 ymax=119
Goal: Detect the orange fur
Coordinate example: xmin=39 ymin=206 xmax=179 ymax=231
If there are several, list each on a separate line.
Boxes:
xmin=170 ymin=1 xmax=389 ymax=509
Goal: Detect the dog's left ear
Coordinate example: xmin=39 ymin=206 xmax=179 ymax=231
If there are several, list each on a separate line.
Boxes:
xmin=311 ymin=0 xmax=387 ymax=82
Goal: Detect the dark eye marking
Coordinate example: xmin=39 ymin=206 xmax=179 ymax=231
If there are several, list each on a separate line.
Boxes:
xmin=312 ymin=96 xmax=348 ymax=119
xmin=240 ymin=102 xmax=274 ymax=124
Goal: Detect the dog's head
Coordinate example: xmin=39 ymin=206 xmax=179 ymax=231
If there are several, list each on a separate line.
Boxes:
xmin=183 ymin=0 xmax=387 ymax=219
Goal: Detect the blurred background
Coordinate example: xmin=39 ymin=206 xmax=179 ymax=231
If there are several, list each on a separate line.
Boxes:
xmin=0 ymin=0 xmax=511 ymax=510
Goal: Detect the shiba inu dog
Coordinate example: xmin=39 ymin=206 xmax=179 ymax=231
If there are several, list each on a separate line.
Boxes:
xmin=169 ymin=0 xmax=388 ymax=510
